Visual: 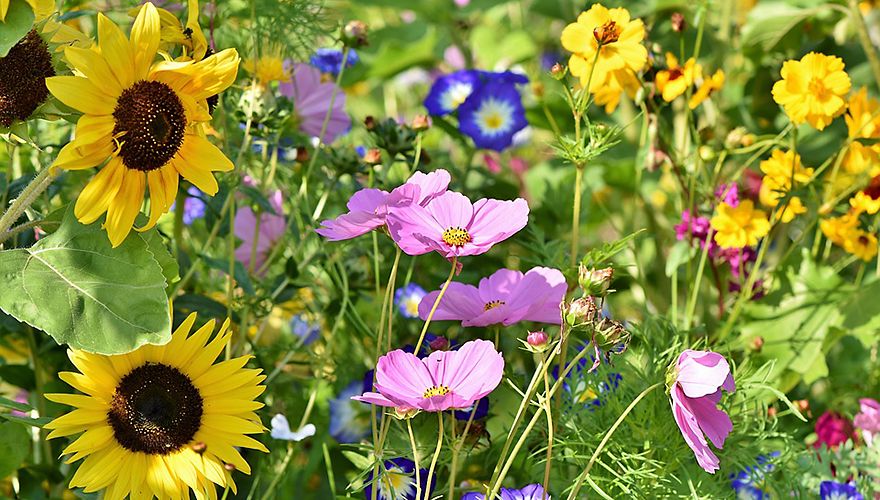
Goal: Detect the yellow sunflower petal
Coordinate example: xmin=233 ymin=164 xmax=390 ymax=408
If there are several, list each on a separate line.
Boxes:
xmin=63 ymin=46 xmax=123 ymax=97
xmin=129 ymin=2 xmax=161 ymax=80
xmin=103 ymin=167 xmax=146 ymax=248
xmin=74 ymin=157 xmax=125 ymax=225
xmin=97 ymin=13 xmax=135 ymax=88
xmin=45 ymin=76 xmax=115 ymax=115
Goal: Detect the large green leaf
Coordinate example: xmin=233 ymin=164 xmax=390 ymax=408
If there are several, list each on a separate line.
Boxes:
xmin=0 ymin=421 xmax=29 ymax=478
xmin=0 ymin=0 xmax=35 ymax=58
xmin=0 ymin=207 xmax=171 ymax=354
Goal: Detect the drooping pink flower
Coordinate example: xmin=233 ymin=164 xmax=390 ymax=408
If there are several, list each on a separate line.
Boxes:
xmin=387 ymin=191 xmax=529 ymax=258
xmin=669 ymin=349 xmax=736 ymax=474
xmin=418 ymin=267 xmax=565 ymax=327
xmin=235 ymin=190 xmax=286 ymax=271
xmin=814 ymin=411 xmax=856 ymax=449
xmin=352 ymin=339 xmax=504 ymax=412
xmin=854 ymin=398 xmax=880 ymax=446
xmin=279 ymin=63 xmax=350 ymax=143
xmin=316 ymin=169 xmax=451 ymax=241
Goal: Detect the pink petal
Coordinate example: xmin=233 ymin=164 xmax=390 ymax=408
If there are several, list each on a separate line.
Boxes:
xmin=347 ymin=188 xmax=388 ymax=213
xmin=671 ymin=386 xmax=720 ymax=473
xmin=234 ymin=206 xmax=259 ymax=240
xmin=427 ymin=339 xmax=504 ymax=405
xmin=418 ymin=283 xmax=484 ymax=322
xmin=683 ymin=391 xmax=733 ymax=449
xmin=676 ymin=350 xmax=733 ymax=399
xmin=404 ymin=169 xmax=451 ymax=205
xmin=352 ymin=392 xmax=398 ymax=407
xmin=467 ymin=198 xmax=529 ymax=247
xmin=316 ymin=211 xmax=385 ymax=241
xmin=426 ymin=191 xmax=474 ymax=230
xmin=502 ymin=267 xmax=566 ymax=325
xmin=387 ymin=204 xmax=446 ymax=256
xmin=477 ymin=269 xmax=523 ymax=303
xmin=374 ymin=350 xmax=435 ymax=407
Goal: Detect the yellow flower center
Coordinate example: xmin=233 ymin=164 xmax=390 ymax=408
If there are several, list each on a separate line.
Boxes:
xmin=423 ymin=385 xmax=450 ymax=398
xmin=442 ymin=227 xmax=472 ymax=247
xmin=593 ymin=20 xmax=621 ymax=45
xmin=483 ymin=300 xmax=505 ymax=311
xmin=807 ymin=77 xmax=830 ymax=100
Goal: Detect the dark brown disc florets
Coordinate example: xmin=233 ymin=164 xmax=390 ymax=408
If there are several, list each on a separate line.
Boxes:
xmin=0 ymin=30 xmax=55 ymax=127
xmin=112 ymin=80 xmax=187 ymax=171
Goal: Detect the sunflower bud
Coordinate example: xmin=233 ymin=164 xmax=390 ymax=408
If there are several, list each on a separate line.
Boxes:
xmin=342 ymin=20 xmax=368 ymax=48
xmin=578 ymin=265 xmax=613 ymax=296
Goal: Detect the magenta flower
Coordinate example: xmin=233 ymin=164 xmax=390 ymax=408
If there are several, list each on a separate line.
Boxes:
xmin=715 ymin=183 xmax=740 ymax=207
xmin=674 ymin=210 xmax=713 ymax=251
xmin=235 ymin=190 xmax=286 ymax=271
xmin=279 ymin=63 xmax=350 ymax=143
xmin=387 ymin=191 xmax=529 ymax=258
xmin=669 ymin=349 xmax=735 ymax=474
xmin=418 ymin=267 xmax=565 ymax=327
xmin=814 ymin=410 xmax=855 ymax=449
xmin=352 ymin=339 xmax=504 ymax=412
xmin=316 ymin=169 xmax=451 ymax=241
xmin=854 ymin=398 xmax=880 ymax=446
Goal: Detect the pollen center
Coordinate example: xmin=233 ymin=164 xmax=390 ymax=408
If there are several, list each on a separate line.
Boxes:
xmin=484 ymin=300 xmax=505 ymax=311
xmin=423 ymin=385 xmax=451 ymax=399
xmin=113 ymin=80 xmax=187 ymax=172
xmin=107 ymin=362 xmax=203 ymax=454
xmin=807 ymin=78 xmax=829 ymax=100
xmin=593 ymin=20 xmax=621 ymax=45
xmin=0 ymin=30 xmax=55 ymax=127
xmin=442 ymin=227 xmax=471 ymax=247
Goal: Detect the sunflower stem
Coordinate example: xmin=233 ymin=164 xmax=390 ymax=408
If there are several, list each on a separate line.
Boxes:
xmin=415 ymin=256 xmax=458 ymax=350
xmin=0 ymin=167 xmax=55 ymax=245
xmin=424 ymin=412 xmax=444 ymax=500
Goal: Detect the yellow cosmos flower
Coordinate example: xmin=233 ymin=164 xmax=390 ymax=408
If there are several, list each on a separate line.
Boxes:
xmin=845 ymin=87 xmax=880 ymax=139
xmin=561 ymin=3 xmax=647 ymax=103
xmin=654 ymin=53 xmax=699 ymax=103
xmin=0 ymin=0 xmax=53 ymax=21
xmin=591 ymin=67 xmax=641 ymax=113
xmin=45 ymin=313 xmax=267 ymax=499
xmin=842 ymin=141 xmax=880 ymax=175
xmin=710 ymin=200 xmax=771 ymax=248
xmin=843 ymin=228 xmax=878 ymax=261
xmin=771 ymin=52 xmax=851 ymax=130
xmin=850 ymin=190 xmax=880 ymax=214
xmin=819 ymin=212 xmax=859 ymax=246
xmin=243 ymin=53 xmax=290 ymax=87
xmin=758 ymin=149 xmax=813 ymax=223
xmin=45 ymin=3 xmax=239 ymax=247
xmin=689 ymin=69 xmax=725 ymax=109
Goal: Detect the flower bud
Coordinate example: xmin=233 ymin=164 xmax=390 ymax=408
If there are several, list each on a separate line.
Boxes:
xmin=411 ymin=114 xmax=430 ymax=131
xmin=750 ymin=336 xmax=764 ymax=352
xmin=428 ymin=336 xmax=450 ymax=351
xmin=565 ymin=296 xmax=598 ymax=326
xmin=364 ymin=115 xmax=377 ymax=130
xmin=767 ymin=406 xmax=778 ymax=419
xmin=363 ymin=148 xmax=382 ymax=165
xmin=393 ymin=406 xmax=420 ymax=420
xmin=671 ymin=12 xmax=686 ymax=33
xmin=578 ymin=265 xmax=613 ymax=296
xmin=342 ymin=20 xmax=368 ymax=47
xmin=550 ymin=63 xmax=566 ymax=80
xmin=594 ymin=318 xmax=630 ymax=351
xmin=527 ymin=330 xmax=549 ymax=350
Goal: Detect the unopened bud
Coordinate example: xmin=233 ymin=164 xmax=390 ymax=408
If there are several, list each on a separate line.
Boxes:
xmin=795 ymin=399 xmax=810 ymax=413
xmin=393 ymin=406 xmax=420 ymax=420
xmin=579 ymin=265 xmax=613 ymax=296
xmin=741 ymin=133 xmax=756 ymax=147
xmin=428 ymin=336 xmax=450 ymax=351
xmin=412 ymin=114 xmax=430 ymax=131
xmin=550 ymin=63 xmax=566 ymax=80
xmin=342 ymin=20 xmax=368 ymax=47
xmin=594 ymin=318 xmax=629 ymax=349
xmin=363 ymin=148 xmax=382 ymax=165
xmin=527 ymin=330 xmax=549 ymax=348
xmin=671 ymin=12 xmax=686 ymax=33
xmin=767 ymin=406 xmax=778 ymax=418
xmin=364 ymin=115 xmax=376 ymax=130
xmin=698 ymin=145 xmax=716 ymax=162
xmin=565 ymin=296 xmax=598 ymax=326
xmin=296 ymin=147 xmax=309 ymax=163
xmin=750 ymin=336 xmax=764 ymax=352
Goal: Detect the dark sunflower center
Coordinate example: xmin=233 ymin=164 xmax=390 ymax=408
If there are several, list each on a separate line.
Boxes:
xmin=112 ymin=80 xmax=187 ymax=172
xmin=107 ymin=362 xmax=203 ymax=454
xmin=0 ymin=30 xmax=55 ymax=127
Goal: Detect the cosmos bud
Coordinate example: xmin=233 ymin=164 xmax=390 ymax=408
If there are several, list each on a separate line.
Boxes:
xmin=579 ymin=265 xmax=613 ymax=297
xmin=342 ymin=20 xmax=368 ymax=47
xmin=363 ymin=148 xmax=382 ymax=165
xmin=671 ymin=12 xmax=686 ymax=33
xmin=411 ymin=114 xmax=430 ymax=131
xmin=550 ymin=63 xmax=566 ymax=80
xmin=565 ymin=296 xmax=598 ymax=326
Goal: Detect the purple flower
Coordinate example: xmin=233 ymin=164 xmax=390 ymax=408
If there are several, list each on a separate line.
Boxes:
xmin=329 ymin=377 xmax=372 ymax=443
xmin=719 ymin=246 xmax=756 ymax=277
xmin=316 ymin=169 xmax=451 ymax=241
xmin=674 ymin=210 xmax=713 ymax=250
xmin=234 ymin=190 xmax=286 ymax=272
xmin=170 ymin=186 xmax=207 ymax=225
xmin=462 ymin=484 xmax=549 ymax=500
xmin=424 ymin=70 xmax=482 ymax=116
xmin=854 ymin=398 xmax=880 ymax=446
xmin=715 ymin=183 xmax=740 ymax=207
xmin=290 ymin=314 xmax=320 ymax=345
xmin=418 ymin=267 xmax=566 ymax=327
xmin=729 ymin=452 xmax=779 ymax=499
xmin=819 ymin=481 xmax=863 ymax=500
xmin=458 ymin=81 xmax=529 ymax=151
xmin=453 ymin=396 xmax=489 ymax=421
xmin=814 ymin=411 xmax=855 ymax=449
xmin=309 ymin=48 xmax=358 ymax=76
xmin=365 ymin=457 xmax=434 ymax=500
xmin=279 ymin=63 xmax=350 ymax=143
xmin=395 ymin=283 xmax=427 ymax=318
xmin=670 ymin=349 xmax=736 ymax=474
xmin=387 ymin=191 xmax=529 ymax=258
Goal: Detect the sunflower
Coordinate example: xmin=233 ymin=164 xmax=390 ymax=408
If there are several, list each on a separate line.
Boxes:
xmin=0 ymin=0 xmax=54 ymax=21
xmin=45 ymin=2 xmax=239 ymax=247
xmin=45 ymin=313 xmax=267 ymax=499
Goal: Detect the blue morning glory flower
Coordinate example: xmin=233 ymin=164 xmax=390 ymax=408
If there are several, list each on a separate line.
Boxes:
xmin=462 ymin=484 xmax=549 ymax=500
xmin=329 ymin=377 xmax=372 ymax=443
xmin=290 ymin=314 xmax=320 ymax=345
xmin=729 ymin=452 xmax=779 ymax=499
xmin=310 ymin=48 xmax=359 ymax=76
xmin=820 ymin=481 xmax=864 ymax=500
xmin=424 ymin=69 xmax=482 ymax=116
xmin=395 ymin=283 xmax=427 ymax=318
xmin=458 ymin=81 xmax=528 ymax=151
xmin=364 ymin=457 xmax=434 ymax=500
xmin=181 ymin=186 xmax=206 ymax=225
xmin=478 ymin=70 xmax=529 ymax=86
xmin=453 ymin=396 xmax=489 ymax=421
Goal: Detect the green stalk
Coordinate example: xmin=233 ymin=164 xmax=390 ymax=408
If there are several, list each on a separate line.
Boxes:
xmin=415 ymin=256 xmax=458 ymax=350
xmin=407 ymin=419 xmax=423 ymax=500
xmin=0 ymin=167 xmax=55 ymax=244
xmin=424 ymin=413 xmax=445 ymax=500
xmin=848 ymin=0 xmax=880 ymax=89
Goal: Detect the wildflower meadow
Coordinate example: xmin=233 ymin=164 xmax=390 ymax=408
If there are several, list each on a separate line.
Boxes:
xmin=3 ymin=0 xmax=880 ymax=498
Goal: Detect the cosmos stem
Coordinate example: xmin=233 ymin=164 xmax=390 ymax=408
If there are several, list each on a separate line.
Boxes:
xmin=447 ymin=402 xmax=482 ymax=500
xmin=414 ymin=256 xmax=458 ymax=350
xmin=406 ymin=419 xmax=422 ymax=500
xmin=424 ymin=412 xmax=444 ymax=500
xmin=0 ymin=167 xmax=54 ymax=245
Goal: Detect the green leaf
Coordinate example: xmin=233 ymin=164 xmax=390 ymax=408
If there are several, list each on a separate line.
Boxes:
xmin=0 ymin=396 xmax=30 ymax=413
xmin=141 ymin=228 xmax=180 ymax=285
xmin=665 ymin=241 xmax=696 ymax=278
xmin=581 ymin=229 xmax=645 ymax=269
xmin=0 ymin=207 xmax=171 ymax=355
xmin=0 ymin=413 xmax=51 ymax=427
xmin=201 ymin=256 xmax=255 ymax=295
xmin=0 ymin=421 xmax=29 ymax=477
xmin=0 ymin=0 xmax=35 ymax=58
xmin=840 ymin=279 xmax=880 ymax=347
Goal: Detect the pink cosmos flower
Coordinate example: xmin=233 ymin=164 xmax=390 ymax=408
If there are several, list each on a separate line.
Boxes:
xmin=352 ymin=339 xmax=504 ymax=412
xmin=669 ymin=349 xmax=736 ymax=474
xmin=387 ymin=191 xmax=529 ymax=258
xmin=418 ymin=267 xmax=566 ymax=327
xmin=279 ymin=63 xmax=350 ymax=143
xmin=235 ymin=190 xmax=286 ymax=271
xmin=814 ymin=411 xmax=856 ymax=449
xmin=316 ymin=169 xmax=451 ymax=241
xmin=854 ymin=398 xmax=880 ymax=446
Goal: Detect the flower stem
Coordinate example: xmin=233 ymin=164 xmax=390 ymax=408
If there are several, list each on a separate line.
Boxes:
xmin=682 ymin=228 xmax=715 ymax=330
xmin=448 ymin=402 xmax=481 ymax=500
xmin=424 ymin=412 xmax=445 ymax=500
xmin=0 ymin=167 xmax=55 ymax=245
xmin=415 ymin=256 xmax=457 ymax=350
xmin=541 ymin=351 xmax=554 ymax=499
xmin=571 ymin=165 xmax=584 ymax=267
xmin=848 ymin=0 xmax=880 ymax=89
xmin=407 ymin=419 xmax=423 ymax=500
xmin=566 ymin=382 xmax=662 ymax=500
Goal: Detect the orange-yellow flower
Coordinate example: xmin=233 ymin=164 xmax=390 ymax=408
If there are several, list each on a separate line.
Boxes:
xmin=845 ymin=87 xmax=880 ymax=139
xmin=758 ymin=149 xmax=813 ymax=223
xmin=689 ymin=69 xmax=725 ymax=109
xmin=771 ymin=52 xmax=851 ymax=130
xmin=819 ymin=212 xmax=859 ymax=246
xmin=654 ymin=53 xmax=699 ymax=103
xmin=710 ymin=200 xmax=771 ymax=248
xmin=843 ymin=227 xmax=878 ymax=261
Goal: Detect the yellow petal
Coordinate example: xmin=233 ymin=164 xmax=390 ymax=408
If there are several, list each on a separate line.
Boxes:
xmin=46 ymin=76 xmax=115 ymax=115
xmin=97 ymin=13 xmax=134 ymax=89
xmin=103 ymin=167 xmax=146 ymax=248
xmin=74 ymin=157 xmax=125 ymax=224
xmin=129 ymin=2 xmax=161 ymax=80
xmin=63 ymin=46 xmax=123 ymax=97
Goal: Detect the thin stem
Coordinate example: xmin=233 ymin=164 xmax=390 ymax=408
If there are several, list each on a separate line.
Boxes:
xmin=448 ymin=403 xmax=481 ymax=500
xmin=0 ymin=168 xmax=55 ymax=244
xmin=424 ymin=412 xmax=445 ymax=500
xmin=541 ymin=352 xmax=554 ymax=499
xmin=571 ymin=166 xmax=584 ymax=267
xmin=683 ymin=228 xmax=715 ymax=329
xmin=415 ymin=257 xmax=458 ymax=350
xmin=566 ymin=383 xmax=663 ymax=500
xmin=260 ymin=443 xmax=295 ymax=500
xmin=407 ymin=419 xmax=423 ymax=500
xmin=849 ymin=0 xmax=880 ymax=89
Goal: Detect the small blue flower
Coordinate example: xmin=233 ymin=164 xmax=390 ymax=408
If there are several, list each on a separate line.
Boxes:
xmin=329 ymin=377 xmax=372 ymax=443
xmin=395 ymin=283 xmax=427 ymax=318
xmin=290 ymin=314 xmax=320 ymax=345
xmin=458 ymin=81 xmax=528 ymax=151
xmin=310 ymin=48 xmax=358 ymax=76
xmin=729 ymin=452 xmax=779 ymax=499
xmin=181 ymin=186 xmax=206 ymax=225
xmin=364 ymin=457 xmax=434 ymax=500
xmin=820 ymin=481 xmax=864 ymax=500
xmin=453 ymin=396 xmax=489 ymax=421
xmin=424 ymin=69 xmax=482 ymax=116
xmin=462 ymin=484 xmax=549 ymax=500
